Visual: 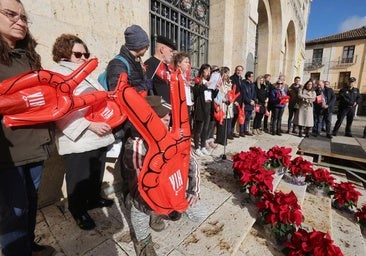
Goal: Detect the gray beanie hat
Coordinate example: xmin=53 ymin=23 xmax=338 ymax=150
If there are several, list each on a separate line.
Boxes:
xmin=124 ymin=25 xmax=150 ymax=50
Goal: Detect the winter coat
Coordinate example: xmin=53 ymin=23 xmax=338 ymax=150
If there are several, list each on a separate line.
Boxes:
xmin=0 ymin=49 xmax=52 ymax=168
xmin=293 ymin=88 xmax=316 ymax=127
xmin=51 ymin=61 xmax=115 ymax=155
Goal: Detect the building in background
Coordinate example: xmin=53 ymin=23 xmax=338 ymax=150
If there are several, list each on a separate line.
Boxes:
xmin=21 ymin=0 xmax=311 ymax=205
xmin=304 ymin=26 xmax=366 ymax=114
xmin=24 ymin=0 xmax=310 ymax=81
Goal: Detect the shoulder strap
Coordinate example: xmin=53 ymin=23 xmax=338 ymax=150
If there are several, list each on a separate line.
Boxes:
xmin=114 ymin=55 xmax=130 ymax=76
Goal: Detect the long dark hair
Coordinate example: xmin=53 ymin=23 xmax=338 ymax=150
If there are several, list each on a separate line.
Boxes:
xmin=197 ymin=63 xmax=211 ymax=78
xmin=0 ymin=0 xmax=41 ymax=68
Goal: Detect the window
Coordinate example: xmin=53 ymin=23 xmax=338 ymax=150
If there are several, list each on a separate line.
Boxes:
xmin=341 ymin=46 xmax=354 ymax=63
xmin=150 ymin=0 xmax=210 ymax=74
xmin=312 ymin=48 xmax=323 ymax=66
xmin=338 ymin=72 xmax=351 ymax=89
xmin=310 ymin=72 xmax=320 ymax=82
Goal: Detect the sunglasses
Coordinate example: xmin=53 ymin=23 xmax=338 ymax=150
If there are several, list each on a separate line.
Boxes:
xmin=72 ymin=52 xmax=90 ymax=59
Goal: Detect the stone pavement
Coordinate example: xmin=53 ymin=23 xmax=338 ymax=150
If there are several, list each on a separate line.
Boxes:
xmin=10 ymin=116 xmax=366 ymax=256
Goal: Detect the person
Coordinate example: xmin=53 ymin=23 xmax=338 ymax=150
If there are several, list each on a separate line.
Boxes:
xmin=205 ymin=65 xmax=220 ymax=149
xmin=286 ymin=76 xmax=301 ymax=134
xmin=332 ymin=77 xmax=361 ymax=137
xmin=145 ymin=36 xmax=176 ymax=103
xmin=0 ymin=0 xmax=55 ymax=255
xmin=192 ymin=64 xmax=212 ymax=157
xmin=269 ymin=80 xmax=287 ymax=136
xmin=263 ymin=73 xmax=273 ymax=133
xmin=123 ymin=95 xmax=204 ymax=256
xmin=106 ymin=24 xmax=150 ymax=92
xmin=173 ymin=52 xmax=194 ymax=130
xmin=293 ymin=79 xmax=316 ymax=137
xmin=50 ymin=34 xmax=115 ymax=230
xmin=313 ymin=80 xmax=336 ymax=138
xmin=252 ymin=76 xmax=268 ymax=135
xmin=214 ymin=66 xmax=234 ymax=144
xmin=241 ymin=71 xmax=257 ymax=136
xmin=229 ymin=65 xmax=244 ymax=137
xmin=105 ymin=25 xmax=165 ymax=232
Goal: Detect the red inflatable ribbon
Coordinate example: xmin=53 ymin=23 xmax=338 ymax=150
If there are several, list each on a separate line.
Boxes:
xmin=116 ymin=70 xmax=191 ymax=216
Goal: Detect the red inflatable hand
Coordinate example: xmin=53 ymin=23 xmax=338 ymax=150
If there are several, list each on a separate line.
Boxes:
xmin=227 ymin=84 xmax=240 ymax=103
xmin=116 ymin=70 xmax=191 ymax=216
xmin=237 ymin=105 xmax=245 ymax=125
xmin=279 ymin=95 xmax=290 ymax=105
xmin=0 ymin=58 xmax=109 ymax=127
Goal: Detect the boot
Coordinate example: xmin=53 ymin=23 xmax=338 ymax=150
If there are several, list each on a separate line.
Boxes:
xmin=134 ymin=234 xmax=157 ymax=256
xmin=363 ymin=126 xmax=366 ymax=138
xmin=149 ymin=214 xmax=165 ymax=232
xmin=298 ymin=126 xmax=303 ymax=137
xmin=252 ymin=129 xmax=258 ymax=135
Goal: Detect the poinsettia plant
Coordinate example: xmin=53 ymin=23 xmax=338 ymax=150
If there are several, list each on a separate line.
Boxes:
xmin=306 ymin=167 xmax=335 ymax=190
xmin=355 ymin=204 xmax=366 ymax=228
xmin=329 ymin=182 xmax=362 ymax=210
xmin=257 ymin=191 xmax=302 ymax=239
xmin=284 ymin=228 xmax=343 ymax=256
xmin=264 ymin=146 xmax=292 ymax=170
xmin=232 ymin=147 xmax=274 ymax=196
xmin=288 ymin=156 xmax=313 ymax=177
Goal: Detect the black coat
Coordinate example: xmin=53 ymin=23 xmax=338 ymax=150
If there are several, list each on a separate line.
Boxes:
xmin=229 ymin=74 xmax=244 ymax=114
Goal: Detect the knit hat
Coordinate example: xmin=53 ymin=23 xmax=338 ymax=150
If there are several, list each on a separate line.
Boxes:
xmin=145 ymin=95 xmax=171 ymax=117
xmin=124 ymin=25 xmax=150 ymax=50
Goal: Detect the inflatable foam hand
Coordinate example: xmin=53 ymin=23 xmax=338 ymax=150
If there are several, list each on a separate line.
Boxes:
xmin=116 ymin=71 xmax=190 ymax=216
xmin=214 ymin=109 xmax=225 ymax=125
xmin=1 ymin=58 xmax=105 ymax=127
xmin=227 ymin=84 xmax=240 ymax=103
xmin=193 ymin=77 xmax=201 ymax=85
xmin=279 ymin=95 xmax=290 ymax=105
xmin=85 ymin=89 xmax=127 ymax=129
xmin=238 ymin=105 xmax=245 ymax=125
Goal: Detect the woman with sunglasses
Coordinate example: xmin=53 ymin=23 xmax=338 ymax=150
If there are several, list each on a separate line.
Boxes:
xmin=0 ymin=0 xmax=57 ymax=255
xmin=51 ymin=34 xmax=115 ymax=230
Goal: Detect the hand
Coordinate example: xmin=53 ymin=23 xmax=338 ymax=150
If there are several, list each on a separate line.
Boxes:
xmin=250 ymin=100 xmax=255 ymax=106
xmin=88 ymin=122 xmax=111 ymax=136
xmin=186 ymin=193 xmax=199 ymax=207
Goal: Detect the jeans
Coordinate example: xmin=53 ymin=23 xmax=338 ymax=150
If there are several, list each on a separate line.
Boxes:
xmin=0 ymin=162 xmax=43 ymax=256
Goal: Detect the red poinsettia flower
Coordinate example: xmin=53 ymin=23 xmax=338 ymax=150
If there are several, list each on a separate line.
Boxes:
xmin=306 ymin=168 xmax=335 ymax=188
xmin=331 ymin=182 xmax=362 ymax=209
xmin=265 ymin=146 xmax=292 ymax=169
xmin=355 ymin=204 xmax=366 ymax=228
xmin=257 ymin=191 xmax=302 ymax=228
xmin=232 ymin=147 xmax=275 ymax=197
xmin=288 ymin=156 xmax=313 ymax=177
xmin=285 ymin=228 xmax=343 ymax=256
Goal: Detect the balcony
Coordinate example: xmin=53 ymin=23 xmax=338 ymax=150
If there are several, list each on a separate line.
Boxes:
xmin=304 ymin=60 xmax=324 ymax=71
xmin=330 ymin=55 xmax=358 ymax=69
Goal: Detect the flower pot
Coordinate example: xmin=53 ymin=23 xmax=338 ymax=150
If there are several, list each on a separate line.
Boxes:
xmin=307 ymin=184 xmax=329 ymax=197
xmin=243 ymin=192 xmax=260 ymax=204
xmin=331 ymin=200 xmax=354 ymax=214
xmin=285 ymin=173 xmax=306 ymax=186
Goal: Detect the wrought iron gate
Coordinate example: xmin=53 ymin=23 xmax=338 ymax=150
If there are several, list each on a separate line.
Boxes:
xmin=150 ymin=0 xmax=210 ymax=73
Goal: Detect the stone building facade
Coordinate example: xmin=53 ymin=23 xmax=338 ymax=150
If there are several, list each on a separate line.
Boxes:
xmin=304 ymin=26 xmax=366 ymax=115
xmin=23 ymin=0 xmax=310 ymax=82
xmin=20 ymin=0 xmax=311 ymax=205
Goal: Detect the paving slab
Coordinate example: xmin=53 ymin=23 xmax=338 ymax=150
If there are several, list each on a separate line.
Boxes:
xmin=301 ymin=192 xmax=332 ymax=233
xmin=175 ymin=190 xmax=257 ymax=255
xmin=331 ymin=209 xmax=366 ymax=256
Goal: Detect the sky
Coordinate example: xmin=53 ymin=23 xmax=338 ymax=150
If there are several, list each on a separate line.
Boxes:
xmin=306 ymin=0 xmax=366 ymax=40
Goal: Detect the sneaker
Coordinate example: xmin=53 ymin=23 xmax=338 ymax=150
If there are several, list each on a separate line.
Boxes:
xmin=201 ymin=147 xmax=209 ymax=155
xmin=32 ymin=243 xmax=56 ymax=256
xmin=195 ymin=148 xmax=204 ymax=157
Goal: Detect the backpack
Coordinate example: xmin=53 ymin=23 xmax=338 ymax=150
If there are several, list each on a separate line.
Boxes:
xmin=98 ymin=55 xmax=130 ymax=90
